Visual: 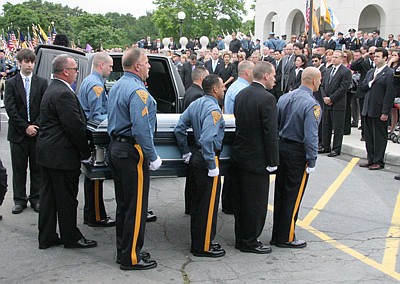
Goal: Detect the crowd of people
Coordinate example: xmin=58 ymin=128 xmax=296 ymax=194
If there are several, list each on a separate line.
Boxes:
xmin=0 ymin=27 xmax=399 ymax=271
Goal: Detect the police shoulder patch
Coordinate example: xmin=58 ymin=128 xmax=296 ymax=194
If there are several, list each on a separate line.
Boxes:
xmin=136 ymin=89 xmax=148 ymax=104
xmin=211 ymin=111 xmax=221 ymax=125
xmin=313 ymin=105 xmax=321 ymax=120
xmin=93 ymin=86 xmax=104 ymax=98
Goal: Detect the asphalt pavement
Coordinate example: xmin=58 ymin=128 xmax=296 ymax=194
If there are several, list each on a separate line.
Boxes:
xmin=1 ymin=109 xmax=400 ymax=283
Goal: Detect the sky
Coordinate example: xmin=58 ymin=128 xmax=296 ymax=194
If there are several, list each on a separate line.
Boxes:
xmin=0 ymin=0 xmax=255 ymax=20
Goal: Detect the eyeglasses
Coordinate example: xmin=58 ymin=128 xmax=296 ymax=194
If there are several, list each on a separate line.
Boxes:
xmin=312 ymin=60 xmax=319 ymax=62
xmin=369 ymin=53 xmax=374 ymax=55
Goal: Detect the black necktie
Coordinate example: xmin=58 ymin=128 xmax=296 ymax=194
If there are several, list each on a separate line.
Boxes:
xmin=329 ymin=67 xmax=336 ymax=83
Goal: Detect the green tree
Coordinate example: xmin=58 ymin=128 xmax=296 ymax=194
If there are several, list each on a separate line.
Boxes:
xmin=152 ymin=0 xmax=246 ymax=39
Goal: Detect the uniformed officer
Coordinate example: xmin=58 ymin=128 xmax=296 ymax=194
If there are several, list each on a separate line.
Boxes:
xmin=78 ymin=52 xmax=115 ymax=227
xmin=107 ymin=48 xmax=162 ymax=270
xmin=174 ymin=74 xmax=226 ymax=258
xmin=271 ymin=67 xmax=322 ymax=248
xmin=339 ymin=28 xmax=361 ymax=51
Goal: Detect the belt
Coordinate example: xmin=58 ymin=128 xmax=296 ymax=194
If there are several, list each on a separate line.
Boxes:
xmin=279 ymin=137 xmax=304 ymax=145
xmin=112 ymin=135 xmax=137 ymax=144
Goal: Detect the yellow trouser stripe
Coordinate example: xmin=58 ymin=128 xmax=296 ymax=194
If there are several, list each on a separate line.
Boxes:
xmin=289 ymin=167 xmax=308 ymax=242
xmin=131 ymin=144 xmax=144 ymax=265
xmin=204 ymin=157 xmax=219 ymax=252
xmin=94 ymin=180 xmax=100 ymax=222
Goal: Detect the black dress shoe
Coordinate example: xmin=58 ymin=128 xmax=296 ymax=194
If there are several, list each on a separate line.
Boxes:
xmin=64 ymin=237 xmax=97 ymax=248
xmin=192 ymin=247 xmax=226 ymax=258
xmin=368 ymin=163 xmax=383 ymax=170
xmin=39 ymin=238 xmax=62 ymax=250
xmin=116 ymin=251 xmax=151 ymax=264
xmin=318 ymin=148 xmax=331 ymax=154
xmin=87 ymin=217 xmax=116 ymax=227
xmin=146 ymin=211 xmax=157 ymax=222
xmin=240 ymin=244 xmax=272 ymax=254
xmin=31 ymin=203 xmax=40 ymax=213
xmin=276 ymin=239 xmax=307 ymax=248
xmin=327 ymin=151 xmax=340 ymax=157
xmin=120 ymin=258 xmax=157 ymax=270
xmin=394 ymin=174 xmax=400 ymax=181
xmin=12 ymin=204 xmax=27 ymax=214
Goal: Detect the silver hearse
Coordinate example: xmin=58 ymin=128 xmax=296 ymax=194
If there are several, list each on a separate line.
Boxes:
xmin=34 ymin=45 xmax=235 ymax=179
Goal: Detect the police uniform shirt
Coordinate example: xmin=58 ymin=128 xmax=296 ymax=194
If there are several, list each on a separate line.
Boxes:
xmin=277 ymin=85 xmax=321 ymax=167
xmin=174 ymin=95 xmax=225 ymax=170
xmin=107 ymin=72 xmax=158 ymax=162
xmin=78 ymin=70 xmax=108 ymax=121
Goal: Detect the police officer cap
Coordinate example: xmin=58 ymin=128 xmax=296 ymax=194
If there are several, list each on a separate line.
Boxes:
xmin=217 ymin=34 xmax=222 ymax=38
xmin=173 ymin=52 xmax=181 ymax=57
xmin=338 ymin=31 xmax=344 ymax=36
xmin=246 ymin=34 xmax=251 ymax=37
xmin=269 ymin=32 xmax=275 ymax=35
xmin=348 ymin=28 xmax=356 ymax=33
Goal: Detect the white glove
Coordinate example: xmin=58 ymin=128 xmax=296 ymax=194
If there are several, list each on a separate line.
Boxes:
xmin=306 ymin=167 xmax=315 ymax=174
xmin=266 ymin=166 xmax=277 ymax=172
xmin=182 ymin=152 xmax=192 ymax=164
xmin=208 ymin=167 xmax=219 ymax=177
xmin=149 ymin=156 xmax=162 ymax=171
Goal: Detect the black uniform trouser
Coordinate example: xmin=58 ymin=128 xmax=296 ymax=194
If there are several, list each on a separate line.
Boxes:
xmin=108 ymin=141 xmax=149 ymax=266
xmin=231 ymin=163 xmax=269 ymax=248
xmin=221 ymin=174 xmax=234 ymax=213
xmin=359 ymin=98 xmax=365 ymax=138
xmin=39 ymin=167 xmax=83 ymax=246
xmin=184 ymin=171 xmax=194 ymax=214
xmin=10 ymin=138 xmax=40 ymax=206
xmin=272 ymin=140 xmax=309 ymax=243
xmin=364 ymin=116 xmax=388 ymax=167
xmin=322 ymin=109 xmax=345 ymax=154
xmin=190 ymin=151 xmax=221 ymax=252
xmin=83 ymin=177 xmax=107 ymax=223
xmin=351 ymin=94 xmax=359 ymax=126
xmin=344 ymin=92 xmax=353 ymax=134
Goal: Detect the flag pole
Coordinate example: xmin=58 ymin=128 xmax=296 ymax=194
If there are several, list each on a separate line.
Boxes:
xmin=307 ymin=0 xmax=313 ymax=47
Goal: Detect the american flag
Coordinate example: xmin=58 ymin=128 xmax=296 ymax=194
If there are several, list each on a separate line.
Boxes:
xmin=305 ymin=0 xmax=310 ymax=32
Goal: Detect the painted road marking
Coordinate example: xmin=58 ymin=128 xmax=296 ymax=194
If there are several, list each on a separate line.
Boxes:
xmin=382 ymin=190 xmax=400 ymax=271
xmin=302 ymin=157 xmax=359 ymax=226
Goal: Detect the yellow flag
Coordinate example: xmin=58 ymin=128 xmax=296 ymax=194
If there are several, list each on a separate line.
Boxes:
xmin=38 ymin=24 xmax=48 ymax=42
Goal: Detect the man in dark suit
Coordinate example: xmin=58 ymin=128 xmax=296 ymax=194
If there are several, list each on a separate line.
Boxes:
xmin=282 ymin=43 xmax=296 ymax=94
xmin=230 ymin=61 xmax=279 ymax=254
xmin=350 ymin=46 xmax=376 ymax=141
xmin=37 ymin=54 xmax=97 ymax=249
xmin=204 ymin=48 xmax=224 ymax=75
xmin=359 ymin=48 xmax=396 ymax=170
xmin=180 ymin=54 xmax=202 ymax=90
xmin=324 ymin=33 xmax=337 ymax=51
xmin=368 ymin=30 xmax=384 ymax=48
xmin=260 ymin=47 xmax=276 ymax=66
xmin=271 ymin=50 xmax=283 ymax=100
xmin=320 ymin=51 xmax=352 ymax=157
xmin=312 ymin=54 xmax=327 ymax=146
xmin=4 ymin=49 xmax=48 ymax=214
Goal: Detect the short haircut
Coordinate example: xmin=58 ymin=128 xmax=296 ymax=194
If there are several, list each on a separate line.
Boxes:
xmin=253 ymin=61 xmax=274 ymax=80
xmin=122 ymin=48 xmax=145 ymax=69
xmin=238 ymin=60 xmax=254 ymax=76
xmin=52 ymin=54 xmax=72 ymax=73
xmin=293 ymin=42 xmax=304 ymax=50
xmin=334 ymin=50 xmax=344 ymax=58
xmin=312 ymin=54 xmax=322 ymax=60
xmin=93 ymin=52 xmax=112 ymax=67
xmin=202 ymin=74 xmax=221 ymax=94
xmin=375 ymin=47 xmax=389 ymax=59
xmin=16 ymin=48 xmax=36 ymax=62
xmin=192 ymin=66 xmax=208 ymax=81
xmin=189 ymin=54 xmax=197 ymax=61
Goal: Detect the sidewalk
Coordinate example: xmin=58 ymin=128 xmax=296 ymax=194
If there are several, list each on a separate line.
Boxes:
xmin=341 ymin=125 xmax=400 ymax=166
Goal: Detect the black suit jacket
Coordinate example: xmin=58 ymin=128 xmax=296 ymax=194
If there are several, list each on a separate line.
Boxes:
xmin=324 ymin=39 xmax=336 ymax=50
xmin=282 ymin=54 xmax=296 ymax=93
xmin=350 ymin=57 xmax=372 ymax=98
xmin=313 ymin=65 xmax=327 ymax=106
xmin=360 ymin=66 xmax=395 ymax=118
xmin=5 ymin=73 xmax=48 ymax=143
xmin=204 ymin=58 xmax=224 ymax=75
xmin=231 ymin=82 xmax=279 ymax=173
xmin=321 ymin=65 xmax=352 ymax=111
xmin=180 ymin=62 xmax=203 ymax=90
xmin=36 ymin=79 xmax=90 ymax=170
xmin=182 ymin=84 xmax=204 ymax=110
xmin=287 ymin=68 xmax=302 ymax=92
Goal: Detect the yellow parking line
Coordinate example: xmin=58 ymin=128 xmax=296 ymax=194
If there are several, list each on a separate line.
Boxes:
xmin=267 ymin=204 xmax=400 ymax=281
xmin=302 ymin=158 xmax=359 ymax=226
xmin=297 ymin=220 xmax=400 ymax=281
xmin=382 ymin=191 xmax=400 ymax=271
